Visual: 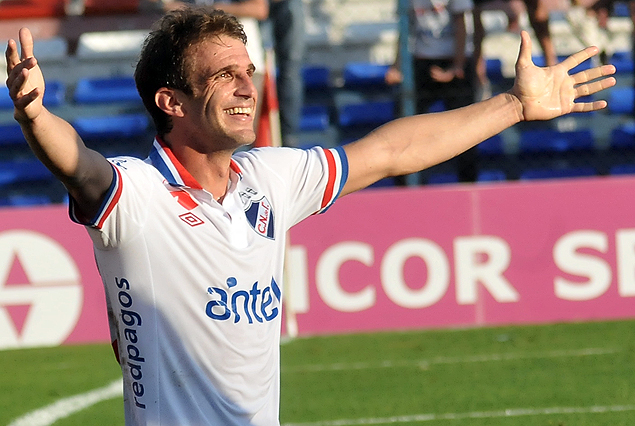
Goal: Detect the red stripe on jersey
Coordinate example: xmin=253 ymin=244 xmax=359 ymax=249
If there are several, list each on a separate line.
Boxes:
xmin=230 ymin=159 xmax=242 ymax=177
xmin=157 ymin=137 xmax=203 ymax=189
xmin=171 ymin=190 xmax=198 ymax=210
xmin=320 ymin=149 xmax=337 ymax=210
xmin=96 ymin=166 xmax=123 ymax=229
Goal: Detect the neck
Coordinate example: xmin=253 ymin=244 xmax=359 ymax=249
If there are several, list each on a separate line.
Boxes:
xmin=167 ymin=140 xmax=234 ymax=202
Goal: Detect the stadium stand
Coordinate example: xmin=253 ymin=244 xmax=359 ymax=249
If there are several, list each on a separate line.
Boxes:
xmin=518 ymin=129 xmax=596 ymax=153
xmin=519 ymin=166 xmax=598 ymax=180
xmin=73 ymin=76 xmax=141 ymax=104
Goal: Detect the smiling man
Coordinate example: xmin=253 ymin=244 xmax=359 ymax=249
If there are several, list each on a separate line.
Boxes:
xmin=4 ymin=6 xmax=616 ymax=426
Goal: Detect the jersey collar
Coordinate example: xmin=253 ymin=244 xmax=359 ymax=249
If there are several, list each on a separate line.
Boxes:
xmin=147 ymin=137 xmax=243 ymax=189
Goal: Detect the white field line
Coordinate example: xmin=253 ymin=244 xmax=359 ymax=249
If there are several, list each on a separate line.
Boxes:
xmin=5 ymin=347 xmax=620 ymax=426
xmin=282 ymin=347 xmax=619 ymax=373
xmin=7 ymin=378 xmax=123 ymax=426
xmin=282 ymin=404 xmax=635 ymax=426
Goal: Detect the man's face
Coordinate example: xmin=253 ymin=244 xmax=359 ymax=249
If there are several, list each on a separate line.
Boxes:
xmin=181 ymin=35 xmax=258 ymax=150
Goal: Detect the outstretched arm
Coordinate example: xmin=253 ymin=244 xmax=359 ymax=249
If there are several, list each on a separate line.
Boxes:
xmin=6 ymin=28 xmax=113 ymax=218
xmin=342 ymin=31 xmax=616 ymax=195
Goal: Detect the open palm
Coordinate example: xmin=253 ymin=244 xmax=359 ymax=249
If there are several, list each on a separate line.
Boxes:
xmin=512 ymin=31 xmax=616 ymax=121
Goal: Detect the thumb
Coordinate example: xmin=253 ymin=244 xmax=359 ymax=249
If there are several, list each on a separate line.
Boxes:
xmin=515 ymin=30 xmax=534 ymax=69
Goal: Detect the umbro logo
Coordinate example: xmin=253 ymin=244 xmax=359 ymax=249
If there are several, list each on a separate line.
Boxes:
xmin=179 ymin=212 xmax=204 ymax=227
xmin=170 ymin=190 xmax=204 ymax=226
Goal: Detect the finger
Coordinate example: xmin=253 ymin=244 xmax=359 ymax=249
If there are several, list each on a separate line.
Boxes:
xmin=559 ymin=46 xmax=600 ymax=72
xmin=571 ymin=64 xmax=616 ymax=85
xmin=6 ymin=56 xmax=36 ymax=89
xmin=571 ymin=99 xmax=607 ymax=113
xmin=575 ymin=75 xmax=616 ymax=98
xmin=10 ymin=67 xmax=40 ymax=105
xmin=8 ymin=66 xmax=28 ymax=97
xmin=18 ymin=27 xmax=34 ymax=60
xmin=5 ymin=38 xmax=20 ymax=71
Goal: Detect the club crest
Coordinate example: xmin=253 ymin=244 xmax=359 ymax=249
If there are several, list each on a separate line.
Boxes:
xmin=244 ymin=196 xmax=275 ymax=239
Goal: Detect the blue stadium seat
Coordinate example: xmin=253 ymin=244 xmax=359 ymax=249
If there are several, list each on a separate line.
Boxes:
xmin=73 ymin=76 xmax=141 ymax=104
xmin=0 ymin=123 xmax=26 ymax=146
xmin=610 ymin=123 xmax=635 ymax=149
xmin=0 ymin=194 xmax=52 ymax=207
xmin=478 ymin=134 xmax=505 ymax=155
xmin=613 ymin=1 xmax=630 ymax=17
xmin=338 ymin=100 xmax=395 ymax=127
xmin=427 ymin=99 xmax=445 ymax=113
xmin=300 ymin=105 xmax=330 ymax=132
xmin=43 ymin=80 xmax=67 ymax=107
xmin=303 ymin=66 xmax=330 ymax=90
xmin=0 ymin=87 xmax=11 ymax=109
xmin=519 ymin=166 xmax=596 ymax=180
xmin=477 ymin=169 xmax=507 ymax=182
xmin=0 ymin=159 xmax=54 ymax=186
xmin=73 ymin=113 xmax=150 ymax=139
xmin=485 ymin=58 xmax=504 ymax=82
xmin=367 ymin=177 xmax=396 ymax=188
xmin=342 ymin=62 xmax=390 ymax=88
xmin=427 ymin=172 xmax=459 ymax=184
xmin=610 ymin=51 xmax=634 ymax=74
xmin=519 ymin=129 xmax=595 ymax=153
xmin=610 ymin=164 xmax=635 ymax=175
xmin=608 ymin=87 xmax=633 ymax=114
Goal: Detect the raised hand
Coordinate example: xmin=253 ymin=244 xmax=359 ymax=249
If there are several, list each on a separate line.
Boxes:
xmin=512 ymin=30 xmax=616 ymax=121
xmin=5 ymin=27 xmax=45 ymax=122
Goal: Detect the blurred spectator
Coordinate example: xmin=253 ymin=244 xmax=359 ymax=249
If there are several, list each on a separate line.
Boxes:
xmin=265 ymin=0 xmax=306 ymax=147
xmin=567 ymin=0 xmax=613 ymax=64
xmin=386 ymin=0 xmax=478 ymax=183
xmin=524 ymin=0 xmax=557 ymax=66
xmin=473 ymin=0 xmax=524 ymax=99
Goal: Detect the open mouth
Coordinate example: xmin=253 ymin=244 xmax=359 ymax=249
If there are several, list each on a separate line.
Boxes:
xmin=224 ymin=107 xmax=253 ymax=116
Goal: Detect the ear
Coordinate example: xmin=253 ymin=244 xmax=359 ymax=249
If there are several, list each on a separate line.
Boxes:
xmin=155 ymin=88 xmax=185 ymax=117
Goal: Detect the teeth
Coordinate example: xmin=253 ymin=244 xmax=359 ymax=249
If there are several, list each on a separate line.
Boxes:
xmin=225 ymin=107 xmax=252 ymax=115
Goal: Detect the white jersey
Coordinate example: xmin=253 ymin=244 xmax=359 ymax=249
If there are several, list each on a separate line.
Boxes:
xmin=71 ymin=139 xmax=349 ymax=426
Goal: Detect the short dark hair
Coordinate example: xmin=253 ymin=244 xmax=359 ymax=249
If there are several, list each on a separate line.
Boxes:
xmin=135 ymin=7 xmax=247 ymax=137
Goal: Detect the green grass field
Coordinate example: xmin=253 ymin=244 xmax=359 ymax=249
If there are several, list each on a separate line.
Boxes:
xmin=2 ymin=319 xmax=634 ymax=426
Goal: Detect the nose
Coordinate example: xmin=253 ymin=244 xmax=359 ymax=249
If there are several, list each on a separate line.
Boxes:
xmin=235 ymin=72 xmax=257 ymax=100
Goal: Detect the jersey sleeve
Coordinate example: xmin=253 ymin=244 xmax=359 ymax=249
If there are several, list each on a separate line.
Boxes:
xmin=69 ymin=156 xmax=155 ymax=249
xmin=235 ymin=146 xmax=349 ymax=228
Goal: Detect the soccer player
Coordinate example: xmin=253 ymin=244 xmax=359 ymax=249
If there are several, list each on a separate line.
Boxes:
xmin=5 ymin=7 xmax=615 ymax=426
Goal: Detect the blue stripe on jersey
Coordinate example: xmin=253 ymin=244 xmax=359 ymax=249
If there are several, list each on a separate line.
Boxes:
xmin=333 ymin=145 xmax=349 ymax=200
xmin=319 ymin=146 xmax=349 ymax=214
xmin=148 ymin=142 xmax=182 ymax=186
xmin=68 ymin=163 xmax=118 ymax=227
